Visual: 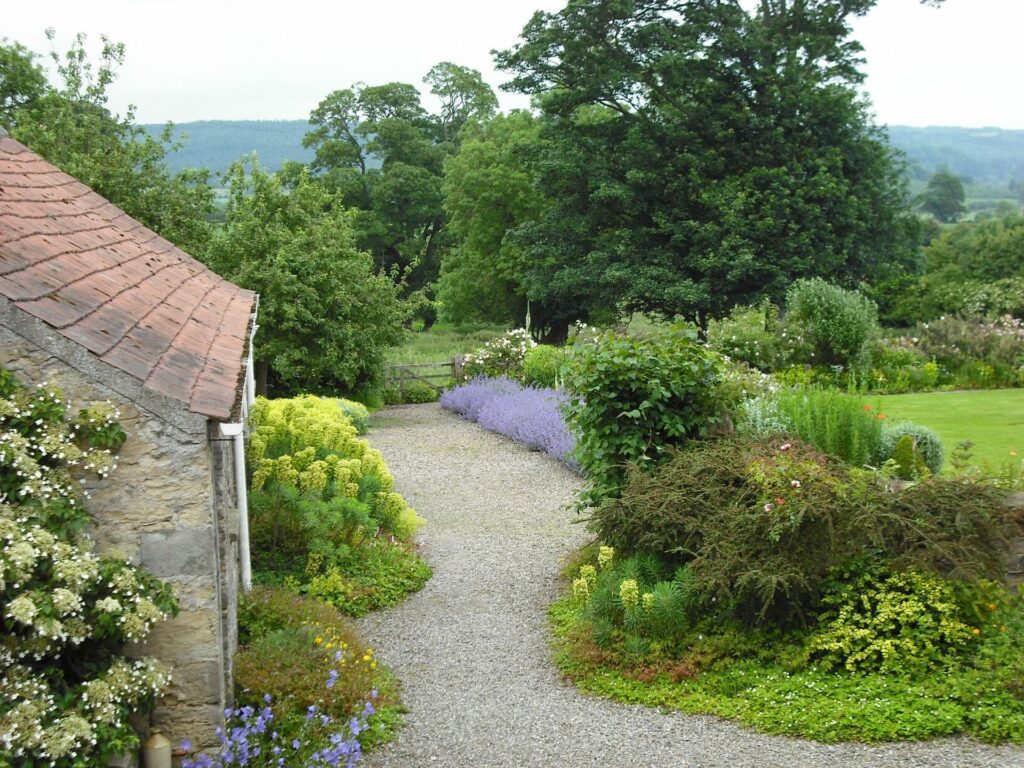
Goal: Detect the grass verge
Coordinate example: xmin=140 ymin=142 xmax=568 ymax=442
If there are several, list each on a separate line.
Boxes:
xmin=386 ymin=323 xmax=506 ymax=366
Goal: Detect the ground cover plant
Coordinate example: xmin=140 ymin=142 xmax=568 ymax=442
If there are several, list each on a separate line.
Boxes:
xmin=247 ymin=395 xmax=430 ymax=617
xmin=231 ymin=587 xmax=403 ymax=754
xmin=440 ymin=377 xmax=576 ymax=468
xmin=555 ymin=435 xmax=1024 ymax=743
xmin=0 ymin=369 xmax=177 ymax=766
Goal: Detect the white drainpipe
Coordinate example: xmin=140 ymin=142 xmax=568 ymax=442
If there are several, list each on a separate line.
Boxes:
xmin=219 ymin=422 xmax=251 ymax=591
xmin=221 ymin=300 xmax=260 ymax=592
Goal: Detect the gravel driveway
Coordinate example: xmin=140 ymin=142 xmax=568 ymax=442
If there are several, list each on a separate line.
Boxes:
xmin=359 ymin=403 xmax=1024 ymax=768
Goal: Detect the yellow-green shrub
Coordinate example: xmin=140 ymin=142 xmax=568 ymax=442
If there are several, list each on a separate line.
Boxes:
xmin=247 ymin=395 xmax=423 ymax=541
xmin=246 ymin=396 xmax=429 ymax=616
xmin=808 ymin=567 xmax=973 ymax=674
xmin=338 ymin=398 xmax=371 ymax=434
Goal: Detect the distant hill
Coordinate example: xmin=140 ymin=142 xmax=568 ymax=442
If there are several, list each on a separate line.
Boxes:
xmin=885 ymin=126 xmax=1024 ymax=185
xmin=146 ymin=120 xmax=1024 ymax=187
xmin=143 ymin=120 xmax=313 ymax=177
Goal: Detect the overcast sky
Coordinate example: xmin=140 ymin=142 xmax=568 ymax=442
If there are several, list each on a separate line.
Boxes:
xmin=5 ymin=0 xmax=1022 ymax=128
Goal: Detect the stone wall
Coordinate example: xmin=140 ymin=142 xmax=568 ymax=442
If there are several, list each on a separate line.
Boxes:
xmin=0 ymin=316 xmax=240 ymax=747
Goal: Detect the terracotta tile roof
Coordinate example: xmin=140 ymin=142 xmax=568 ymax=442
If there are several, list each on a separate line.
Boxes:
xmin=0 ymin=134 xmax=256 ymax=421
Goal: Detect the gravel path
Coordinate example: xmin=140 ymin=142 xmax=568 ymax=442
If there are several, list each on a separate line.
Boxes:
xmin=359 ymin=404 xmax=1024 ymax=768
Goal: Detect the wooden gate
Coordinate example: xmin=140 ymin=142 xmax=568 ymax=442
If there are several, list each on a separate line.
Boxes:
xmin=386 ymin=359 xmax=459 ymax=393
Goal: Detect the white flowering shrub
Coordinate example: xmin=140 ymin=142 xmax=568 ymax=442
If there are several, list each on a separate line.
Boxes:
xmin=0 ymin=369 xmax=177 ymax=766
xmin=458 ymin=329 xmax=537 ymax=382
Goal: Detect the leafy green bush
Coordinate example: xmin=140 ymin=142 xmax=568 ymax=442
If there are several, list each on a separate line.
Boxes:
xmin=878 ymin=479 xmax=1015 ymax=583
xmin=459 ymin=328 xmax=536 ymax=381
xmin=785 ymin=278 xmax=879 ymax=368
xmin=247 ymin=396 xmax=428 ymax=615
xmin=235 ymin=587 xmax=400 ymax=749
xmin=523 ymin=344 xmax=566 ymax=388
xmin=381 ymin=384 xmax=403 ymax=406
xmin=707 ymin=305 xmax=779 ymax=372
xmin=563 ymin=328 xmax=723 ymax=507
xmin=337 ymin=398 xmax=371 ymax=434
xmin=879 ymin=422 xmax=944 ymax=476
xmin=808 ymin=565 xmax=972 ymax=673
xmin=401 ymin=381 xmax=440 ymax=404
xmin=716 ymin=359 xmax=776 ymax=412
xmin=774 ymin=388 xmax=883 ymax=467
xmin=593 ymin=438 xmax=875 ymax=624
xmin=207 ymin=164 xmax=404 ymax=396
xmin=593 ymin=438 xmax=1016 ymax=626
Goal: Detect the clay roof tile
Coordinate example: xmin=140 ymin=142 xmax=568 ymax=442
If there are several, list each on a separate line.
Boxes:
xmin=0 ymin=136 xmax=256 ymax=420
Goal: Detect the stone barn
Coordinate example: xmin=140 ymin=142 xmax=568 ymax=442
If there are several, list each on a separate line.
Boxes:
xmin=0 ymin=128 xmax=257 ymax=745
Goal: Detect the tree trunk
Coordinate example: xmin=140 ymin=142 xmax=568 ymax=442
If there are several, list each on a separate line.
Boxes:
xmin=512 ymin=296 xmax=529 ymax=330
xmin=538 ymin=322 xmax=569 ymax=346
xmin=255 ymin=360 xmax=269 ymax=397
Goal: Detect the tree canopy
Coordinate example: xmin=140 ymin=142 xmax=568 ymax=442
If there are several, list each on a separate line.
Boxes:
xmin=303 ymin=63 xmax=498 ymax=294
xmin=919 ymin=169 xmax=966 ymax=223
xmin=439 ymin=111 xmax=546 ymax=328
xmin=484 ymin=0 xmax=920 ymax=339
xmin=206 ymin=162 xmax=404 ymax=396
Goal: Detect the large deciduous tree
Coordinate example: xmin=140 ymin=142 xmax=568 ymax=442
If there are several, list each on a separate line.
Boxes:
xmin=494 ymin=0 xmax=922 ymax=339
xmin=919 ymin=169 xmax=966 ymax=223
xmin=303 ymin=64 xmax=498 ymax=293
xmin=206 ymin=163 xmax=404 ymax=396
xmin=439 ymin=111 xmax=545 ymax=329
xmin=0 ymin=39 xmax=47 ymax=126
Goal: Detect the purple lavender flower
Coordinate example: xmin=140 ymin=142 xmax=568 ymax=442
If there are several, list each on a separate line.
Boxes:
xmin=440 ymin=376 xmax=521 ymax=421
xmin=443 ymin=377 xmax=579 ymax=470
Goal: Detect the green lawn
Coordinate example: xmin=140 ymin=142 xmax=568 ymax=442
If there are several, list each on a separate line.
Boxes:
xmin=870 ymin=389 xmax=1023 ymax=471
xmin=385 ymin=323 xmax=506 ymax=366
